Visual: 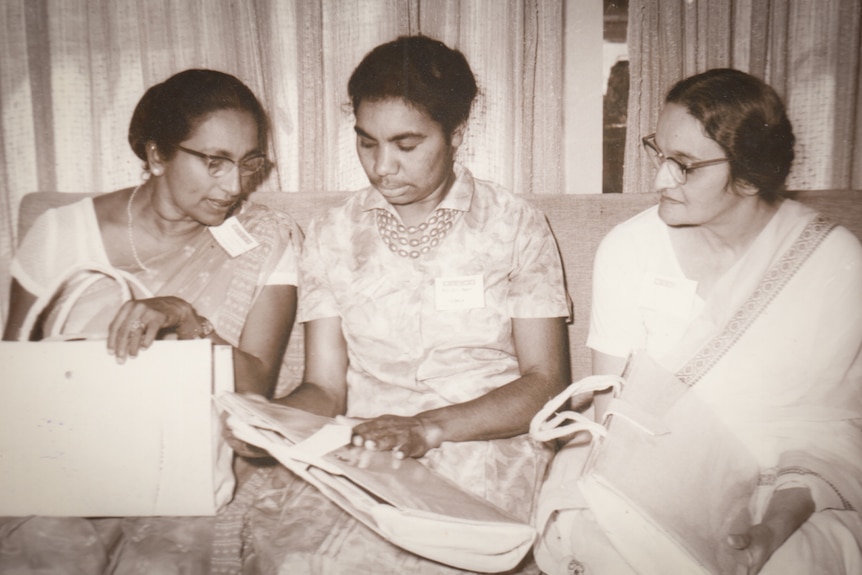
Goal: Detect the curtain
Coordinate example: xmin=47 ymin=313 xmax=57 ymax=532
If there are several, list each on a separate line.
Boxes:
xmin=624 ymin=0 xmax=862 ymax=195
xmin=0 ymin=0 xmax=564 ymax=325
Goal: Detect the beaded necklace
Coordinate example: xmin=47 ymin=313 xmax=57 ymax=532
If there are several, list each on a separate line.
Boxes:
xmin=376 ymin=208 xmax=459 ymax=259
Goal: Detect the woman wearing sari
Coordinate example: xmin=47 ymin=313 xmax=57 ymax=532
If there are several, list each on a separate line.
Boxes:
xmin=534 ymin=69 xmax=862 ymax=574
xmin=1 ymin=69 xmax=300 ymax=574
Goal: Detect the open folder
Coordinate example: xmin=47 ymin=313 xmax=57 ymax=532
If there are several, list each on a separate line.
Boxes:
xmin=217 ymin=393 xmax=536 ymax=573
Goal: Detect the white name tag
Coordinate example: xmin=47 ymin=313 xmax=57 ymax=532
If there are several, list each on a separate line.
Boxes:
xmin=209 ymin=216 xmax=260 ymax=257
xmin=435 ymin=274 xmax=485 ymax=311
xmin=639 ymin=274 xmax=698 ymax=318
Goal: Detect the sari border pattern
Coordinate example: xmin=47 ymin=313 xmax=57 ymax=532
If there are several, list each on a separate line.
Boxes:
xmin=677 ymin=214 xmax=836 ymax=386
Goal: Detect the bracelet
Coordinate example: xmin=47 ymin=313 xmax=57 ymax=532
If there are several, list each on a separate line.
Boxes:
xmin=419 ymin=418 xmax=445 ymax=450
xmin=178 ymin=314 xmax=214 ymax=339
xmin=195 ymin=316 xmax=215 ymax=339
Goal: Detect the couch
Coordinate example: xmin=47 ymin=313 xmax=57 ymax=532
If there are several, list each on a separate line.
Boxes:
xmin=17 ymin=188 xmax=862 ymax=385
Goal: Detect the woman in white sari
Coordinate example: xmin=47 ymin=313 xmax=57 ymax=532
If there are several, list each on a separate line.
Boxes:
xmin=534 ymin=69 xmax=862 ymax=574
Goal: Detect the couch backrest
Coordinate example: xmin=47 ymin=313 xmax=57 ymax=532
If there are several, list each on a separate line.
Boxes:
xmin=17 ymin=189 xmax=862 ymax=381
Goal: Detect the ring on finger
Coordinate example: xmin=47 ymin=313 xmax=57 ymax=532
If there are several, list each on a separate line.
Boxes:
xmin=129 ymin=320 xmax=145 ymax=332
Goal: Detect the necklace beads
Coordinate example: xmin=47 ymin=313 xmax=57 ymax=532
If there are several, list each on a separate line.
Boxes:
xmin=376 ymin=208 xmax=458 ymax=258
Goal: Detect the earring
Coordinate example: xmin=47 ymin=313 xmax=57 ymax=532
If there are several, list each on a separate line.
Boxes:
xmin=151 ymin=166 xmax=163 ymax=176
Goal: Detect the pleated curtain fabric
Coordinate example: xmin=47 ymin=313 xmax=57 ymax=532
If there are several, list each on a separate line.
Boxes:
xmin=624 ymin=0 xmax=862 ymax=195
xmin=0 ymin=0 xmax=859 ymax=325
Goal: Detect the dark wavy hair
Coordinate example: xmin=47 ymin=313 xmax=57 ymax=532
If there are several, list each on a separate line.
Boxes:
xmin=666 ymin=68 xmax=795 ymax=203
xmin=128 ymin=69 xmax=268 ymax=170
xmin=348 ymin=35 xmax=478 ymax=140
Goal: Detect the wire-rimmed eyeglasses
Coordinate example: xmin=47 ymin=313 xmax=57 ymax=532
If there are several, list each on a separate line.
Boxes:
xmin=176 ymin=145 xmax=267 ymax=178
xmin=642 ymin=134 xmax=728 ymax=185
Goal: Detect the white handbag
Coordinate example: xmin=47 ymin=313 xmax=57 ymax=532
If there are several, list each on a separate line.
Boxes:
xmin=219 ymin=393 xmax=536 ymax=573
xmin=0 ymin=263 xmax=235 ymax=517
xmin=531 ymin=356 xmax=759 ymax=575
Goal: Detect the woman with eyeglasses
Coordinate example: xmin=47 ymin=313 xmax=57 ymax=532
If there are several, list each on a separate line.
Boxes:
xmin=534 ymin=68 xmax=862 ymax=574
xmin=4 ymin=68 xmax=299 ymax=395
xmin=0 ymin=69 xmax=300 ymax=573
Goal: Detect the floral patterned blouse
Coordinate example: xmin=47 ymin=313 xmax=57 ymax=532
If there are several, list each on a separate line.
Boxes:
xmin=298 ymin=166 xmax=569 ymax=518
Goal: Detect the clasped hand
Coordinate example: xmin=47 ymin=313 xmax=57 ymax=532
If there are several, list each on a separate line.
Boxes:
xmin=107 ymin=296 xmax=202 ymax=363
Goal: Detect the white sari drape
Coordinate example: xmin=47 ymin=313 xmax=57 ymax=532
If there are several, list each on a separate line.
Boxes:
xmin=665 ymin=201 xmax=862 ymax=517
xmin=534 ymin=200 xmax=862 ymax=574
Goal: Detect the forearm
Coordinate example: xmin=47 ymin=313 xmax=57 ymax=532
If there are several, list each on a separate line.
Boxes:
xmin=272 ymin=380 xmax=346 ymax=418
xmin=414 ymin=316 xmax=570 ymax=445
xmin=216 ymin=284 xmax=296 ymax=398
xmin=725 ymin=486 xmax=815 ymax=573
xmin=229 ymin=343 xmax=278 ymax=397
xmin=760 ymin=487 xmax=815 ymax=551
xmin=417 ymin=373 xmax=566 ymax=446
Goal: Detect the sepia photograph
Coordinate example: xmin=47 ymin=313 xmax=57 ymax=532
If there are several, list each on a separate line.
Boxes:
xmin=0 ymin=1 xmax=860 ymax=573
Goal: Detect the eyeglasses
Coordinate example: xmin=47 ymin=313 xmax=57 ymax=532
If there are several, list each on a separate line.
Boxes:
xmin=642 ymin=134 xmax=728 ymax=185
xmin=176 ymin=145 xmax=267 ymax=178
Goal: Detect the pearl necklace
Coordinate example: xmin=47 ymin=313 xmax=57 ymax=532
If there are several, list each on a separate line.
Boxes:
xmin=376 ymin=208 xmax=459 ymax=258
xmin=126 ymin=185 xmax=151 ymax=272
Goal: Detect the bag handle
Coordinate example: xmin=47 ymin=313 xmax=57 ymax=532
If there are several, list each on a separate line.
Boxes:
xmin=529 ymin=374 xmax=623 ymax=442
xmin=19 ymin=263 xmax=153 ymax=341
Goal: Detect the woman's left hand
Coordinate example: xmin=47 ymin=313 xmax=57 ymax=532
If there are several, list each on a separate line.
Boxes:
xmin=722 ymin=486 xmax=814 ymax=574
xmin=107 ymin=296 xmax=204 ymax=362
xmin=723 ymin=524 xmax=777 ymax=575
xmin=350 ymin=414 xmax=444 ymax=459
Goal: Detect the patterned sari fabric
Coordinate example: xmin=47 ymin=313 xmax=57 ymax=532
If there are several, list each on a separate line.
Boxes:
xmin=12 ymin=198 xmax=300 ymax=345
xmin=244 ymin=167 xmax=570 ymax=574
xmin=1 ymin=198 xmax=301 ymax=575
xmin=538 ymin=200 xmax=862 ymax=574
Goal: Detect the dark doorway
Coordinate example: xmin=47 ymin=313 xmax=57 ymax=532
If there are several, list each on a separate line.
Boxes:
xmin=603 ymin=0 xmax=629 ymax=193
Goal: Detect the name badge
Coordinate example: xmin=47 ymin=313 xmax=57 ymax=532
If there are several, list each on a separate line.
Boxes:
xmin=435 ymin=275 xmax=485 ymax=311
xmin=209 ymin=216 xmax=260 ymax=257
xmin=639 ymin=274 xmax=698 ymax=318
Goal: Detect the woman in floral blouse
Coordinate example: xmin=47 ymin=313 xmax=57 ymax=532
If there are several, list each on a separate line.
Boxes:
xmin=236 ymin=35 xmax=571 ymax=574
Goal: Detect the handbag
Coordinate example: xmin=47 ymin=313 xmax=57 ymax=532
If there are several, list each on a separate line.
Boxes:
xmin=18 ymin=262 xmax=153 ymax=341
xmin=218 ymin=393 xmax=536 ymax=574
xmin=531 ymin=357 xmax=759 ymax=574
xmin=0 ymin=263 xmax=235 ymax=516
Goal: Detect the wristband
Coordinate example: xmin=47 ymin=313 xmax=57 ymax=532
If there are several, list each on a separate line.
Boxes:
xmin=178 ymin=314 xmax=214 ymax=339
xmin=419 ymin=419 xmax=445 ymax=450
xmin=196 ymin=316 xmax=215 ymax=339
